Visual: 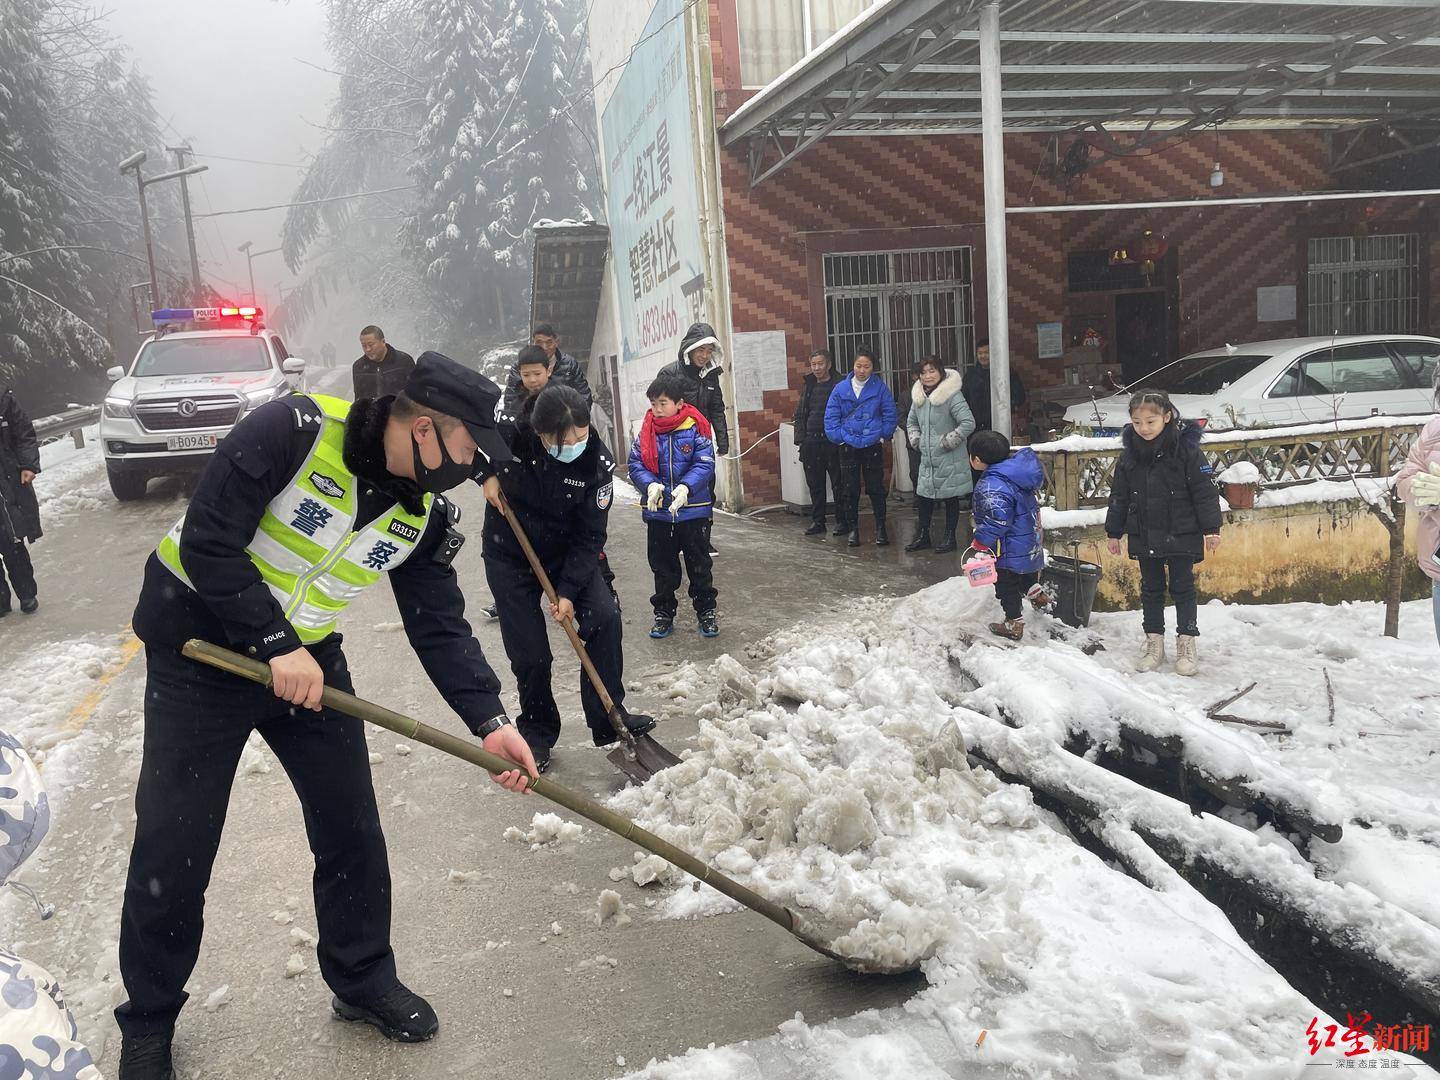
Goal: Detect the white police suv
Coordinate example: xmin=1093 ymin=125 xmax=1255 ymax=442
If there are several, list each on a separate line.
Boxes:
xmin=101 ymin=306 xmax=306 ymax=500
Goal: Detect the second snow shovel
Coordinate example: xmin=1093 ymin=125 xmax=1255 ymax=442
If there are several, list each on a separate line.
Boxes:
xmin=493 ymin=490 xmax=681 ymax=783
xmin=182 ymin=639 xmax=918 ymax=976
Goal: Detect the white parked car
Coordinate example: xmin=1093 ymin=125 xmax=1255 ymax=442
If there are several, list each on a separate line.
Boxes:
xmin=1063 ymin=334 xmax=1440 ymax=434
xmin=101 ymin=306 xmax=306 ymax=500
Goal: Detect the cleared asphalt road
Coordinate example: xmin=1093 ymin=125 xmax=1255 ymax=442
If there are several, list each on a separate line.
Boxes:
xmin=1 ymin=376 xmax=954 ymax=1079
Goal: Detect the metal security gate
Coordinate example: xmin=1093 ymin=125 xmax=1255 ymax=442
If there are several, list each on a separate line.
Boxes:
xmin=1306 ymin=233 xmax=1421 ymax=336
xmin=823 ymin=248 xmax=975 ymax=404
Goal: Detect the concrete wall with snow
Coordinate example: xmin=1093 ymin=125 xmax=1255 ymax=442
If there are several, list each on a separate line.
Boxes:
xmin=1045 ymin=497 xmax=1431 ymax=609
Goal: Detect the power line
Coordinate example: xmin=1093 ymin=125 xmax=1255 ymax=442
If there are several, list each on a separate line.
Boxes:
xmin=192 ymin=151 xmax=309 ymax=170
xmin=194 ymin=184 xmax=414 ymax=219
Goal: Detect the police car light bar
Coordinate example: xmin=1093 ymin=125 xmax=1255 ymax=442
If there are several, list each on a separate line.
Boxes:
xmin=151 ymin=306 xmax=262 ymax=325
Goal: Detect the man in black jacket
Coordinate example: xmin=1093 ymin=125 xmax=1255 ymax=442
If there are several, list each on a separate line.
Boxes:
xmin=352 ymin=325 xmax=415 ymax=400
xmin=793 ymin=349 xmax=844 ymax=535
xmin=0 ymin=386 xmax=41 ymax=615
xmin=116 ymin=355 xmax=536 ymax=1080
xmin=502 ymin=323 xmax=592 ymax=416
xmin=961 ymin=338 xmax=1027 ymax=433
xmin=661 ymin=323 xmax=729 ymax=456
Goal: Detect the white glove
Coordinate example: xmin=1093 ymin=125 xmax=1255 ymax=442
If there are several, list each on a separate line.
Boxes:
xmin=646 ymin=482 xmax=664 ymax=511
xmin=1412 ymin=463 xmax=1440 ymax=506
xmin=941 ymin=429 xmax=964 ymax=451
xmin=908 ymin=431 xmax=920 ymax=450
xmin=668 ymin=484 xmax=689 ymax=515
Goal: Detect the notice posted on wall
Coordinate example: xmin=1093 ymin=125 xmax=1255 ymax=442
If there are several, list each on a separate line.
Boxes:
xmin=731 ymin=331 xmax=790 ymax=413
xmin=1037 ymin=321 xmax=1063 ymax=359
xmin=1256 ymin=285 xmax=1297 ymax=323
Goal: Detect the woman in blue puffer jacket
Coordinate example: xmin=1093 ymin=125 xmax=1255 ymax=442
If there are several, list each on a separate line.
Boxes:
xmin=824 ymin=348 xmax=898 ymax=547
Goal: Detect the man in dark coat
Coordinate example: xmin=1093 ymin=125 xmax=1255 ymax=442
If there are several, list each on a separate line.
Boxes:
xmin=0 ymin=385 xmax=41 ymax=615
xmin=793 ymin=348 xmax=845 ymax=535
xmin=961 ymin=338 xmax=1027 ymax=433
xmin=502 ymin=324 xmax=592 ymax=417
xmin=352 ymin=325 xmax=415 ymax=400
xmin=661 ymin=323 xmax=730 ymax=456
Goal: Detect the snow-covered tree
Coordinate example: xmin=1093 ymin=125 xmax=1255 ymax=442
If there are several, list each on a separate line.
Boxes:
xmin=0 ymin=0 xmax=108 ymax=397
xmin=285 ymin=0 xmax=599 ymax=350
xmin=408 ymin=0 xmax=505 ymax=333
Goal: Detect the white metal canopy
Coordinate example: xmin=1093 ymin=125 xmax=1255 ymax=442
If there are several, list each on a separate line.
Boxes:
xmin=722 ymin=0 xmax=1440 ymax=187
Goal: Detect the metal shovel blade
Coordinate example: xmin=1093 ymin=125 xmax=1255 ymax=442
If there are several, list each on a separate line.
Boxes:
xmin=608 ymin=732 xmax=684 ymax=783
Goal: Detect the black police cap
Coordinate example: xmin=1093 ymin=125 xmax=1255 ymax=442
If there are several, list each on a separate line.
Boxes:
xmin=405 ymin=352 xmax=512 ymax=465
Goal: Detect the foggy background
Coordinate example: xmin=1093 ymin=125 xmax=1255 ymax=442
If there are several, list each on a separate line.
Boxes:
xmin=108 ymin=0 xmax=335 ymax=308
xmin=1 ymin=0 xmax=598 ymax=409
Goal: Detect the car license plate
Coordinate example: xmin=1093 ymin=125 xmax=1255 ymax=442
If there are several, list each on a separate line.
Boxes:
xmin=167 ymin=433 xmax=218 ymax=451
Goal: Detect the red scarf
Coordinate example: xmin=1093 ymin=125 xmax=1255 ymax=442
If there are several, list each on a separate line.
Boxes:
xmin=639 ymin=403 xmax=713 ymax=473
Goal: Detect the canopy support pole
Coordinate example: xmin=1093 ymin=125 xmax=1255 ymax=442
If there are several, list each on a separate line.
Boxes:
xmin=980 ymin=0 xmax=1012 ymax=438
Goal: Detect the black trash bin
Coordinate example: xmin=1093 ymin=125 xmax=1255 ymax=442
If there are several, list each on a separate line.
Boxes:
xmin=1041 ymin=554 xmax=1102 ymax=628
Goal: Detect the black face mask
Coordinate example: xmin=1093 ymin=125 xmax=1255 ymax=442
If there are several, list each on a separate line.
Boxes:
xmin=411 ymin=423 xmax=475 ymax=493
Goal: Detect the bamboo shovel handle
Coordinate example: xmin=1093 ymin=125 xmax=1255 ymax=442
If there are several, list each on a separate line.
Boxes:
xmin=180 ymin=639 xmax=797 ymax=936
xmin=493 ymin=490 xmax=618 ymax=716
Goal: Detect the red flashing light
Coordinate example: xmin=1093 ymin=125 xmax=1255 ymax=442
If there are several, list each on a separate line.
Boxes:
xmin=239 ymin=306 xmax=257 ymax=317
xmin=1193 ymin=417 xmax=1208 ymax=428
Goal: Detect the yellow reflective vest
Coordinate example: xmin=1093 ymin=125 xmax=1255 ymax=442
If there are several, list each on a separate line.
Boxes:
xmin=157 ymin=394 xmax=433 ymax=644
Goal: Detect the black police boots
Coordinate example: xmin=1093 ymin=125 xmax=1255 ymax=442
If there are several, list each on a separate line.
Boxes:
xmin=332 ymin=981 xmax=439 ymax=1042
xmin=119 ymin=1030 xmax=174 ymax=1080
xmin=875 ymin=520 xmax=890 ymax=546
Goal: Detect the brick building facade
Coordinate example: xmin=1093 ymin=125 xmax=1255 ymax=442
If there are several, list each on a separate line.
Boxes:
xmin=703 ymin=1 xmax=1440 ymax=506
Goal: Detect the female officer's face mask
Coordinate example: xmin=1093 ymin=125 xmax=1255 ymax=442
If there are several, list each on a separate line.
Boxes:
xmin=547 ymin=438 xmax=588 ymax=464
xmin=412 ymin=420 xmax=474 ymax=492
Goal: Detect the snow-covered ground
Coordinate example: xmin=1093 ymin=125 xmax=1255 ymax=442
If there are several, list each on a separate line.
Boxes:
xmin=7 ymin=401 xmax=1437 ymax=1077
xmin=34 ymin=425 xmax=108 ymax=522
xmin=602 ymin=581 xmax=1438 ymax=1078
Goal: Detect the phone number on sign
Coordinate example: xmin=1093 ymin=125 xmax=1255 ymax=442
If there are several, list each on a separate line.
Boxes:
xmin=638 ymin=302 xmax=679 ymax=350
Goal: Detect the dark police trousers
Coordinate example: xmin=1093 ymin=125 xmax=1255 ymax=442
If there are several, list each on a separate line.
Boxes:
xmin=116 ymin=637 xmax=395 ymax=1035
xmin=484 ymin=560 xmax=626 ymax=751
xmin=647 ymin=518 xmax=716 ymax=618
xmin=0 ymin=537 xmax=36 ymax=610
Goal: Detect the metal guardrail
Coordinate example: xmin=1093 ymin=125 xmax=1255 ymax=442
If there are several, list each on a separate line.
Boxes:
xmin=1034 ymin=418 xmax=1427 ymax=510
xmin=33 ymin=405 xmax=101 ymax=450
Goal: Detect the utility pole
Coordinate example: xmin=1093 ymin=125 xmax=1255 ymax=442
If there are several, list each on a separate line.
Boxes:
xmin=237 ymin=241 xmax=283 ymax=306
xmin=167 ymin=145 xmax=204 ymax=303
xmin=119 ymin=151 xmax=209 ymax=313
xmin=118 ymin=152 xmax=159 ymax=310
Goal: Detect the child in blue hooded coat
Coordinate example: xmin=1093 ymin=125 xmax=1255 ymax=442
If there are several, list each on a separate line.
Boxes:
xmin=969 ymin=430 xmax=1047 ymax=640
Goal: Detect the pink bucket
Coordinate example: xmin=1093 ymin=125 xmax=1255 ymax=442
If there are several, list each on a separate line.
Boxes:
xmin=962 ymin=551 xmax=998 ymax=587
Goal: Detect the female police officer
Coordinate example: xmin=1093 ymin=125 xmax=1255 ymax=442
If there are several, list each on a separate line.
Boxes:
xmin=478 ymin=384 xmax=654 ymax=773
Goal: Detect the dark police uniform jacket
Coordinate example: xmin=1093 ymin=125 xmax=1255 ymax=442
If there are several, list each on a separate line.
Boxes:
xmin=478 ymin=422 xmax=615 ymax=603
xmin=132 ymin=396 xmax=506 ymax=730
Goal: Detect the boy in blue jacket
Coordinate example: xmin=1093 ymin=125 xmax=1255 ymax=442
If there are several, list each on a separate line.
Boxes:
xmin=969 ymin=430 xmax=1049 ymax=640
xmin=628 ymin=374 xmax=719 ymax=639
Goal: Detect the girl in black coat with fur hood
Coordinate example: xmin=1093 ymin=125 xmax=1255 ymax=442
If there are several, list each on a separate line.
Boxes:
xmin=1104 ymin=390 xmax=1222 ymax=677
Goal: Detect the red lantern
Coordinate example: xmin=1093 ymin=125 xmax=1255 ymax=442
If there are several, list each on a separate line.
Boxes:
xmin=1135 ymin=229 xmax=1168 ymax=263
xmin=1135 ymin=229 xmax=1168 ymax=282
